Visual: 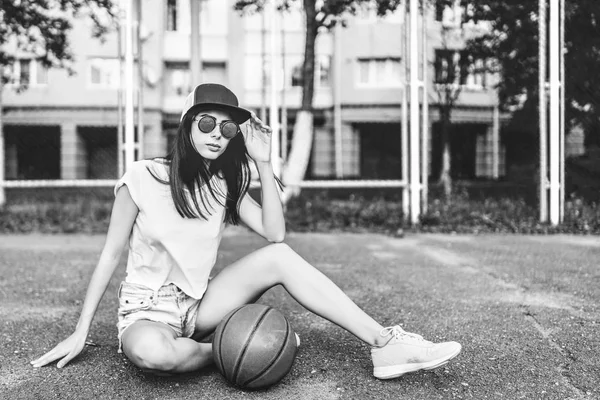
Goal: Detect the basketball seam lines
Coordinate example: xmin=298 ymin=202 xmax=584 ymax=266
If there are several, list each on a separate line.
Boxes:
xmin=242 ymin=317 xmax=292 ymax=388
xmin=217 ymin=305 xmax=245 ymax=380
xmin=232 ymin=306 xmax=271 ymax=385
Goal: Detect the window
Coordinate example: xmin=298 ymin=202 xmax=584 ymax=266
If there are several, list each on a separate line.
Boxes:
xmin=6 ymin=59 xmax=48 ymax=87
xmin=164 ymin=61 xmax=227 ymax=95
xmin=435 ymin=0 xmax=460 ymax=25
xmin=316 ymin=55 xmax=331 ymax=87
xmin=463 ymin=3 xmax=476 ymax=23
xmin=291 ymin=64 xmax=303 ymax=87
xmin=475 ymin=129 xmax=506 ymax=178
xmin=356 ymin=58 xmax=402 ymax=87
xmin=164 ymin=62 xmax=191 ymax=96
xmin=89 ymin=58 xmax=120 ymax=89
xmin=289 ymin=55 xmax=330 ymax=88
xmin=435 ymin=50 xmax=460 ymax=85
xmin=434 ymin=50 xmax=486 ymax=89
xmin=19 ymin=60 xmax=31 ymax=85
xmin=435 ymin=1 xmax=446 ymax=21
xmin=436 ymin=0 xmax=477 ymax=25
xmin=5 ymin=126 xmax=61 ymax=180
xmin=166 ymin=0 xmax=178 ymax=31
xmin=464 ymin=56 xmax=486 ymax=88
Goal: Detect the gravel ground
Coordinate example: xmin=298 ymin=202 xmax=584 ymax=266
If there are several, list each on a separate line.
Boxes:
xmin=1 ymin=228 xmax=598 ymax=399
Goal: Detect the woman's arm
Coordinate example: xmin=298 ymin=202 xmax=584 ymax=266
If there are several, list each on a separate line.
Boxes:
xmin=75 ymin=185 xmax=138 ymax=333
xmin=30 ymin=186 xmax=138 ymax=368
xmin=239 ymin=161 xmax=286 ymax=243
xmin=239 ymin=113 xmax=286 ymax=242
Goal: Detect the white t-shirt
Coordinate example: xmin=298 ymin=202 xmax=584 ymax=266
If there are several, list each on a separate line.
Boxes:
xmin=114 ymin=159 xmax=227 ymax=299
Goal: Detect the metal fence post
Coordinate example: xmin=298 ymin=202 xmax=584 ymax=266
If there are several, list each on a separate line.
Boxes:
xmin=409 ymin=0 xmax=421 ymax=224
xmin=401 ymin=0 xmax=410 ymax=219
xmin=420 ymin=0 xmax=429 ymax=214
xmin=269 ymin=0 xmax=281 ymax=177
xmin=124 ymin=0 xmax=135 ymax=171
xmin=0 ymin=83 xmax=4 ymax=207
xmin=539 ymin=0 xmax=548 ymax=222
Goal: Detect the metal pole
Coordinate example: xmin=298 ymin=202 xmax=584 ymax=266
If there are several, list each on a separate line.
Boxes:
xmin=190 ymin=0 xmax=201 ymax=85
xmin=260 ymin=9 xmax=267 ymax=121
xmin=539 ymin=0 xmax=548 ymax=222
xmin=549 ymin=0 xmax=560 ymax=225
xmin=117 ymin=10 xmax=124 ymax=177
xmin=559 ymin=0 xmax=565 ymax=222
xmin=280 ymin=12 xmax=288 ymax=163
xmin=420 ymin=0 xmax=428 ymax=213
xmin=124 ymin=0 xmax=135 ymax=171
xmin=136 ymin=0 xmax=144 ymax=160
xmin=333 ymin=22 xmax=343 ymax=178
xmin=401 ymin=0 xmax=409 ymax=219
xmin=0 ymin=81 xmax=5 ymax=206
xmin=409 ymin=0 xmax=421 ymax=224
xmin=269 ymin=0 xmax=281 ymax=177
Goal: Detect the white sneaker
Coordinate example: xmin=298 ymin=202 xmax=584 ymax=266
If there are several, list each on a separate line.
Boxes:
xmin=371 ymin=326 xmax=461 ymax=379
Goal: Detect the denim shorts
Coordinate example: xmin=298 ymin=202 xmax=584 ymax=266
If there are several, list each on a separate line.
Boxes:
xmin=116 ymin=281 xmax=202 ymax=353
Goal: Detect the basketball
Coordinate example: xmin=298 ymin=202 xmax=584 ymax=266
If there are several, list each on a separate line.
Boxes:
xmin=212 ymin=304 xmax=298 ymax=389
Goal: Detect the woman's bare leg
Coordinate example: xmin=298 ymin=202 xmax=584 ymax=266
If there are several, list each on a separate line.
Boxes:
xmin=121 ymin=320 xmax=212 ymax=374
xmin=194 ymin=243 xmax=387 ymax=346
xmin=119 ymin=243 xmax=460 ymax=377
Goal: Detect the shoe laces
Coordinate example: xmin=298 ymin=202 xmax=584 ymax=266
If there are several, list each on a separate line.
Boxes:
xmin=380 ymin=326 xmax=425 ymax=343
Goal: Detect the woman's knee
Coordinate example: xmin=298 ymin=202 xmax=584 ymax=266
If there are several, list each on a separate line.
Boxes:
xmin=261 ymin=242 xmax=306 ymax=282
xmin=123 ymin=330 xmax=178 ymax=372
xmin=264 ymin=242 xmax=294 ymax=259
xmin=263 ymin=242 xmax=295 ymax=268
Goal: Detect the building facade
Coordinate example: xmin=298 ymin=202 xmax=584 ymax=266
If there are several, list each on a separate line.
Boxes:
xmin=2 ymin=0 xmax=510 ymax=183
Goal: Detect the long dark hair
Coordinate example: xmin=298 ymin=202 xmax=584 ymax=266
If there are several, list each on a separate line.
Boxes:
xmin=150 ymin=112 xmax=251 ymax=225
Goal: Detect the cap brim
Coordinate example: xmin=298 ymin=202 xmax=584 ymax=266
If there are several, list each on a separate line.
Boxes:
xmin=184 ymin=103 xmax=252 ymax=125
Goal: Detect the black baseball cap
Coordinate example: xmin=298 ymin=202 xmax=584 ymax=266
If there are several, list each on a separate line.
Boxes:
xmin=180 ymin=83 xmax=252 ymax=124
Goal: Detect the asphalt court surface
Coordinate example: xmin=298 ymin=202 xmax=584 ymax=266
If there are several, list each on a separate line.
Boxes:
xmin=1 ymin=229 xmax=598 ymax=399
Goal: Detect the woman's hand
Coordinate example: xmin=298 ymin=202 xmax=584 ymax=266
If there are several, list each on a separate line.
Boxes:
xmin=30 ymin=330 xmax=88 ymax=368
xmin=242 ymin=112 xmax=272 ymax=163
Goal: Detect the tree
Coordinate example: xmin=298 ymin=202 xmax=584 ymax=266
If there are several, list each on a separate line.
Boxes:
xmin=0 ymin=1 xmax=116 ymax=85
xmin=432 ymin=30 xmax=464 ymax=199
xmin=429 ymin=0 xmax=488 ymax=198
xmin=234 ymin=0 xmax=403 ymax=201
xmin=0 ymin=0 xmax=116 ymax=201
xmin=462 ymin=0 xmax=600 ymax=150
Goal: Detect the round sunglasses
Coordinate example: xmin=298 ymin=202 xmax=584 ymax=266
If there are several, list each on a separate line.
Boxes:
xmin=194 ymin=114 xmax=240 ymax=139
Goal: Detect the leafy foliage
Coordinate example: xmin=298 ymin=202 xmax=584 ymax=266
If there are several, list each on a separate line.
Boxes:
xmin=0 ymin=0 xmax=116 ymax=86
xmin=234 ymin=0 xmax=403 ymax=29
xmin=461 ymin=0 xmax=600 ymax=146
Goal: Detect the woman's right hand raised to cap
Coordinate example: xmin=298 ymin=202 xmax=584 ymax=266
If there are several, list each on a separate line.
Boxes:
xmin=30 ymin=330 xmax=88 ymax=368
